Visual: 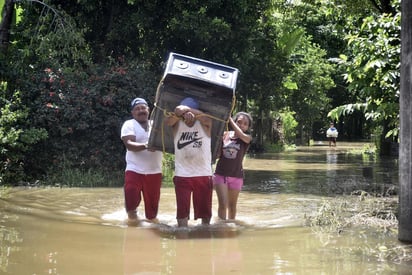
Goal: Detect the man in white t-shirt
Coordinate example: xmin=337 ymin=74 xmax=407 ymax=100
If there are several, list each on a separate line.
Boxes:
xmin=120 ymin=97 xmax=162 ymax=225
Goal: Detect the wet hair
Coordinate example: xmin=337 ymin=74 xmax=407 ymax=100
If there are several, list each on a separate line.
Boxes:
xmin=233 ymin=112 xmax=253 ymax=132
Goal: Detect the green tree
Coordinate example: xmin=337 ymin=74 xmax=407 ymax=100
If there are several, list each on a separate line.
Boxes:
xmin=283 ymin=36 xmax=335 ymax=145
xmin=1 ymin=1 xmax=95 ymax=182
xmin=260 ymin=1 xmax=336 ymax=145
xmin=3 ymin=0 xmax=396 ymax=183
xmin=329 ymin=1 xmax=400 ymax=154
xmin=0 ymin=88 xmax=47 ymax=184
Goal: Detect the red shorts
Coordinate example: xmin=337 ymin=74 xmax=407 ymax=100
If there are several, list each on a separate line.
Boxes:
xmin=173 ymin=176 xmax=213 ymax=220
xmin=124 ymin=171 xmax=162 ymax=219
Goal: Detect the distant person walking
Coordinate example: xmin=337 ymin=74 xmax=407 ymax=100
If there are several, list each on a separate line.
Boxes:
xmin=120 ymin=97 xmax=163 ymax=225
xmin=213 ymin=112 xmax=252 ymax=220
xmin=326 ymin=122 xmax=338 ymax=147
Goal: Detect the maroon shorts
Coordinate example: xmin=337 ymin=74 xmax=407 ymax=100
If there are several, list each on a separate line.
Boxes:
xmin=124 ymin=171 xmax=162 ymax=219
xmin=173 ymin=176 xmax=213 ymax=220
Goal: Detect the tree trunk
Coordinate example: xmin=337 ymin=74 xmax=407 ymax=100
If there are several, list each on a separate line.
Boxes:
xmin=0 ymin=0 xmax=14 ymax=53
xmin=399 ymin=0 xmax=412 ymax=243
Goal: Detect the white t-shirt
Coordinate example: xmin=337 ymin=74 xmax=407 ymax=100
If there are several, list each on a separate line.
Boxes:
xmin=120 ymin=119 xmax=162 ymax=174
xmin=173 ymin=120 xmax=212 ymax=177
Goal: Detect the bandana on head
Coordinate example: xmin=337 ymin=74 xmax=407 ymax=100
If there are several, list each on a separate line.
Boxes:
xmin=131 ymin=97 xmax=148 ymax=109
xmin=180 ymin=97 xmax=199 ymax=109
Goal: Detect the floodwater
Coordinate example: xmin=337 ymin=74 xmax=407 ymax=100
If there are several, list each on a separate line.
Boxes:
xmin=1 ymin=142 xmax=411 ymax=274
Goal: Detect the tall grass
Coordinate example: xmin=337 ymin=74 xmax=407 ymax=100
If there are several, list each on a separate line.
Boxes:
xmin=47 ymin=167 xmax=124 ymax=187
xmin=43 ymin=152 xmax=176 ymax=187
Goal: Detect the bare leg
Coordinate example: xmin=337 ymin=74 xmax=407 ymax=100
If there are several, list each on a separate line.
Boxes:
xmin=201 ymin=217 xmax=210 ymax=225
xmin=147 ymin=218 xmax=159 ymax=223
xmin=128 ymin=210 xmax=137 ymax=219
xmin=127 ymin=210 xmax=139 ymax=226
xmin=215 ymin=183 xmax=229 ymax=220
xmin=177 ymin=217 xmax=188 ymax=227
xmin=228 ymin=189 xmax=240 ymax=220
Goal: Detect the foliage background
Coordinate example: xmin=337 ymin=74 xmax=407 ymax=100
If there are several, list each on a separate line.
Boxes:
xmin=0 ymin=0 xmax=400 ymax=185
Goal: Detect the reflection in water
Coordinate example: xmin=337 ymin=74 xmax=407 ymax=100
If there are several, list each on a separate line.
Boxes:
xmin=0 ymin=142 xmax=410 ymax=274
xmin=326 ymin=150 xmax=338 ymax=193
xmin=123 ymin=224 xmax=243 ymax=274
xmin=0 ymin=226 xmax=21 ymax=273
xmin=123 ymin=227 xmax=162 ymax=274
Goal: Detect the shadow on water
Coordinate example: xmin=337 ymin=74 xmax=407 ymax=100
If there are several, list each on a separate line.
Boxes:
xmin=243 ymin=142 xmax=398 ymax=196
xmin=150 ymin=222 xmax=243 ymax=239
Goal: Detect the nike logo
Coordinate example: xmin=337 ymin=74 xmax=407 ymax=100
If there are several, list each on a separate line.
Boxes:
xmin=177 ymin=138 xmax=202 ymax=149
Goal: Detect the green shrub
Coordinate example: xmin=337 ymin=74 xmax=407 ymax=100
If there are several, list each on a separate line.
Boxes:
xmin=279 ymin=109 xmax=298 ymax=145
xmin=162 ymin=152 xmax=175 ymax=187
xmin=46 ymin=162 xmax=124 ymax=187
xmin=0 ymin=87 xmax=48 ymax=185
xmin=22 ymin=60 xmax=159 ymax=183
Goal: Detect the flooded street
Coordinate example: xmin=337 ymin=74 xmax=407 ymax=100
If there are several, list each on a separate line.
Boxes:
xmin=243 ymin=142 xmax=398 ymax=196
xmin=1 ymin=142 xmax=411 ymax=274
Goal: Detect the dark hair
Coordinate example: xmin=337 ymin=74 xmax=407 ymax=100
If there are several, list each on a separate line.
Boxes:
xmin=233 ymin=112 xmax=253 ymax=131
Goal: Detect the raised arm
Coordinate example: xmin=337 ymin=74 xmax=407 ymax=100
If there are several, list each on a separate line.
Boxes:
xmin=166 ymin=105 xmax=212 ymax=136
xmin=181 ymin=105 xmax=212 ymax=136
xmin=229 ymin=117 xmax=252 ymax=144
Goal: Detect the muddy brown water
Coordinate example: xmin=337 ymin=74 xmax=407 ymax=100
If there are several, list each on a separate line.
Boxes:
xmin=1 ymin=142 xmax=411 ymax=274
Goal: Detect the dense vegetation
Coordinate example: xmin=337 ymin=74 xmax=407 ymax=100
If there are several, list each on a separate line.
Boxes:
xmin=0 ymin=0 xmax=400 ymax=185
